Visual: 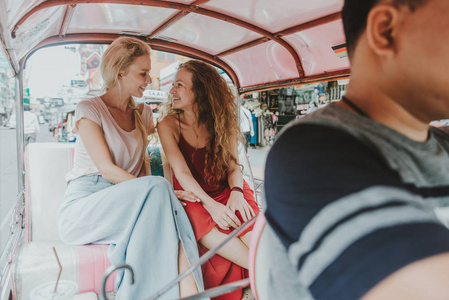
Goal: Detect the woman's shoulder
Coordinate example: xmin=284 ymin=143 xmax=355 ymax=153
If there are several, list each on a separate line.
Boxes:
xmin=158 ymin=114 xmax=178 ymax=125
xmin=76 ymin=97 xmax=102 ymax=113
xmin=157 ymin=114 xmax=179 ymax=132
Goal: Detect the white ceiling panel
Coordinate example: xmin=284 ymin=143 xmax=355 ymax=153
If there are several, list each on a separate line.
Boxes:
xmin=284 ymin=20 xmax=349 ymax=76
xmin=158 ymin=13 xmax=262 ymax=55
xmin=222 ymin=40 xmax=298 ymax=88
xmin=68 ymin=4 xmax=179 ymax=35
xmin=202 ymin=0 xmax=343 ymax=33
xmin=12 ymin=6 xmax=63 ymax=59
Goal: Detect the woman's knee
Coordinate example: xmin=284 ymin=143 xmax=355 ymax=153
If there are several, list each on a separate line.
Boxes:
xmin=198 ymin=227 xmax=219 ymax=247
xmin=137 ymin=176 xmax=174 ymax=204
xmin=138 ymin=175 xmax=171 ymax=190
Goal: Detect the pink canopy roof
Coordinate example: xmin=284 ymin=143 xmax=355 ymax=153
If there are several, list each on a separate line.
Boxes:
xmin=0 ymin=0 xmax=350 ymax=93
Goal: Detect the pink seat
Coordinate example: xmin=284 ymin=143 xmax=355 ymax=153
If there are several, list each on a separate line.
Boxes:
xmin=12 ymin=143 xmax=115 ymax=299
xmin=248 ymin=213 xmax=268 ymax=300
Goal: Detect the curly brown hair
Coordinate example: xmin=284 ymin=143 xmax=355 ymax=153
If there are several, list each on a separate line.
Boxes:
xmin=161 ymin=60 xmax=242 ymax=186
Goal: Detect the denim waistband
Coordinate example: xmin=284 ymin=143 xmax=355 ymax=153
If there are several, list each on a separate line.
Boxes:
xmin=69 ymin=174 xmax=114 ymax=185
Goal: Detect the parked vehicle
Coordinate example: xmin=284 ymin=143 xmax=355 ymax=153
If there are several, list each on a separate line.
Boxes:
xmin=0 ymin=1 xmax=349 ymax=299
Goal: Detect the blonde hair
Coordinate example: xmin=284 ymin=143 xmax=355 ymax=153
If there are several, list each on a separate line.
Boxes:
xmin=100 ymin=36 xmax=153 ymax=156
xmin=161 ymin=60 xmax=241 ymax=186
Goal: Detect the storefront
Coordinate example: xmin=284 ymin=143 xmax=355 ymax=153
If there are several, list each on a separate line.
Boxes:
xmin=242 ymin=79 xmax=349 ymax=147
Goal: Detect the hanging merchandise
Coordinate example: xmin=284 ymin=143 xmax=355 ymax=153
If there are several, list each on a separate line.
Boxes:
xmin=268 ymin=91 xmax=278 ymax=110
xmin=263 ymin=111 xmax=276 ymax=145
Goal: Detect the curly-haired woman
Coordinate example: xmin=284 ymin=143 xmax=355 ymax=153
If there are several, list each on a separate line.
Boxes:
xmin=158 ymin=60 xmax=259 ymax=300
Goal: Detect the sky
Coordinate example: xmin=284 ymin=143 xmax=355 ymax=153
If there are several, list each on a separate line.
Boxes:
xmin=26 ymin=46 xmax=81 ymax=98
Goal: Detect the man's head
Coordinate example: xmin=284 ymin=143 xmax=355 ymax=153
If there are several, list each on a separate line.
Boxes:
xmin=342 ymin=0 xmax=449 ymax=122
xmin=342 ymin=0 xmax=429 ymax=58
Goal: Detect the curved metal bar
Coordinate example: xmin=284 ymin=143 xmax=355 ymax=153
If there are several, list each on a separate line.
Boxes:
xmin=11 ymin=0 xmax=304 ymax=77
xmin=148 ymin=216 xmax=257 ymax=300
xmin=20 ymin=33 xmax=241 ymax=92
xmin=100 ymin=264 xmax=135 ymax=300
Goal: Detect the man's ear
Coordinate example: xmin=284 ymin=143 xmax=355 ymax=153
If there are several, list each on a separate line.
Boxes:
xmin=366 ymin=3 xmax=400 ymax=57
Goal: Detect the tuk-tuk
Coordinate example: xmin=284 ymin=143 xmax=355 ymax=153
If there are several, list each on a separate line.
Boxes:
xmin=0 ymin=1 xmax=350 ymax=299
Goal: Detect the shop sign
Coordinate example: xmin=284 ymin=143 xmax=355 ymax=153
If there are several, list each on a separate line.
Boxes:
xmin=86 ymin=52 xmax=101 ymax=70
xmin=143 ymin=89 xmax=167 ymax=100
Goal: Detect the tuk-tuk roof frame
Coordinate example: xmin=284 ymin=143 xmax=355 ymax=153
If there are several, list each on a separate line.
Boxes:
xmin=0 ymin=0 xmax=350 ymax=93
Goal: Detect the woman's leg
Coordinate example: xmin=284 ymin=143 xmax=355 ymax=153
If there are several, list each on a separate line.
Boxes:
xmin=199 ymin=227 xmax=249 ymax=269
xmin=59 ymin=176 xmax=201 ymax=299
xmin=239 ymin=232 xmax=252 ymax=249
xmin=178 ymin=242 xmax=199 ymax=297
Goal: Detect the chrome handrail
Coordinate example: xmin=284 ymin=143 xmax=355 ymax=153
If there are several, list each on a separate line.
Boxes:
xmin=100 ymin=264 xmax=135 ymax=300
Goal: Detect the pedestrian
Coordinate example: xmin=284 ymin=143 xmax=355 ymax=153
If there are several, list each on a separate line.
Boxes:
xmin=239 ymin=100 xmax=254 ymax=153
xmin=157 ymin=60 xmax=259 ymax=300
xmin=24 ymin=106 xmax=40 ymax=145
xmin=57 ymin=36 xmax=203 ymax=299
xmin=263 ymin=0 xmax=449 ymax=299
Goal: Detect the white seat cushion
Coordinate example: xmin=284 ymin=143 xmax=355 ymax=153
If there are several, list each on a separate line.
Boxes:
xmin=25 ymin=143 xmax=74 ymax=242
xmin=16 ymin=143 xmax=114 ymax=299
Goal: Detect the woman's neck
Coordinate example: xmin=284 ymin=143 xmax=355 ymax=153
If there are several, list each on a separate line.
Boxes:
xmin=102 ymin=89 xmax=130 ymax=112
xmin=181 ymin=110 xmax=199 ymax=127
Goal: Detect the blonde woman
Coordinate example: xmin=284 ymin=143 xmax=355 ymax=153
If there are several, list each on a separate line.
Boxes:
xmin=58 ymin=37 xmax=202 ymax=299
xmin=158 ymin=60 xmax=259 ymax=300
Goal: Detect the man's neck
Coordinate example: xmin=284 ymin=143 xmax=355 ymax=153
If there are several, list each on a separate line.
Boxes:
xmin=341 ymin=84 xmax=430 ymax=142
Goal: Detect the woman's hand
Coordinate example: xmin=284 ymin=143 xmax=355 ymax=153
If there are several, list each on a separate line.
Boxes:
xmin=174 ymin=190 xmax=201 ymax=206
xmin=204 ymin=201 xmax=241 ymax=230
xmin=226 ymin=191 xmax=256 ymax=222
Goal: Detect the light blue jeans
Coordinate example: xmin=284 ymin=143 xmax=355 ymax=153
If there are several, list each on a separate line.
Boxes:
xmin=58 ymin=175 xmax=204 ymax=299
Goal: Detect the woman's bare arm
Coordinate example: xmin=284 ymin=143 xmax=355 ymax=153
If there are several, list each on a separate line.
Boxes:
xmin=226 ymin=138 xmax=255 ymax=222
xmin=78 ymin=118 xmax=136 ymax=183
xmin=157 ymin=116 xmax=240 ymax=229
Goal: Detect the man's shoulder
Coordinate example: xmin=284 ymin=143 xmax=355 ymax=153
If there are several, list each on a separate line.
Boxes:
xmin=264 ymin=113 xmax=406 ymax=238
xmin=265 ymin=121 xmax=449 ymax=299
xmin=271 ymin=117 xmax=375 ymax=159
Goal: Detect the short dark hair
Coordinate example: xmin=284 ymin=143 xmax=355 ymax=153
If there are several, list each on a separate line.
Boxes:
xmin=342 ymin=0 xmax=429 ymax=57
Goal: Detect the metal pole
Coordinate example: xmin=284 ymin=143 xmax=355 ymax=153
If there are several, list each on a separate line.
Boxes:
xmin=14 ymin=68 xmax=24 ymax=195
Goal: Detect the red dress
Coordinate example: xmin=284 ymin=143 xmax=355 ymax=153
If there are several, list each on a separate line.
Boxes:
xmin=173 ymin=134 xmax=260 ymax=300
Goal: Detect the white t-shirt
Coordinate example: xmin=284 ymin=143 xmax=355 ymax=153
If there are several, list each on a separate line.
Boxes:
xmin=66 ymin=97 xmax=154 ymax=182
xmin=24 ymin=111 xmax=40 ymax=135
xmin=239 ymin=106 xmax=252 ymax=133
